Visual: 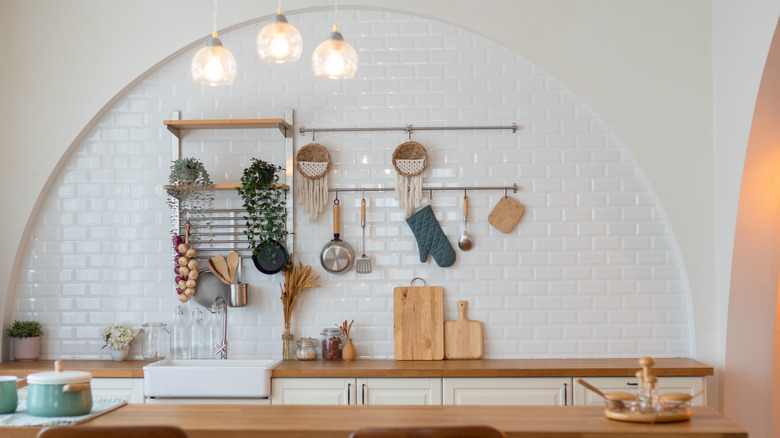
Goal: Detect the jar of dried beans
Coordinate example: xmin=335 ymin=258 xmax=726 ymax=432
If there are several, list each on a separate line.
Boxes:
xmin=320 ymin=328 xmax=345 ymax=360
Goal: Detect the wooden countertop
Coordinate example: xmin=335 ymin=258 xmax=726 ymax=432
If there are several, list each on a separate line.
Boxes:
xmin=0 ymin=361 xmax=151 ymax=378
xmin=0 ymin=358 xmax=713 ymax=379
xmin=0 ymin=405 xmax=746 ymax=438
xmin=271 ymin=358 xmax=714 ymax=378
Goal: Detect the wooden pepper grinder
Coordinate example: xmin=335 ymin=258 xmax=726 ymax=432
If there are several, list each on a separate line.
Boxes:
xmin=637 ymin=357 xmax=663 ymax=413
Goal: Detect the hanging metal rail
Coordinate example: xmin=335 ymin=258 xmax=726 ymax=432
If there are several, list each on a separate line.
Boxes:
xmin=329 ymin=183 xmax=519 ymax=196
xmin=299 ymin=123 xmax=519 ymax=139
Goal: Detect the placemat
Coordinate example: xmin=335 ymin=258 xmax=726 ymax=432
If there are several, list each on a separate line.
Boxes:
xmin=0 ymin=398 xmax=127 ymax=426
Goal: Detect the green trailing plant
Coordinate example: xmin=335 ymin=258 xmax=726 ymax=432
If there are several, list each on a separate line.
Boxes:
xmin=166 ymin=157 xmax=214 ymax=243
xmin=237 ymin=158 xmax=288 ymax=259
xmin=5 ymin=320 xmax=43 ymax=339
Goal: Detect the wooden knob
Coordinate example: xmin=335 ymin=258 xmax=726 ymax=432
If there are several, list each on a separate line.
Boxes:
xmin=54 ymin=360 xmax=64 ymax=373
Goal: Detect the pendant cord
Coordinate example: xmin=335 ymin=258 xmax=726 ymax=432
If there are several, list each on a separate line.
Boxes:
xmin=212 ymin=0 xmax=218 ymax=33
xmin=334 ymin=0 xmax=339 ymax=27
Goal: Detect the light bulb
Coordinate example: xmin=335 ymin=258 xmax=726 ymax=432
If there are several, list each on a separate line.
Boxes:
xmin=191 ymin=32 xmax=237 ymax=86
xmin=269 ymin=34 xmax=291 ymax=58
xmin=203 ymin=53 xmax=226 ymax=83
xmin=257 ymin=9 xmax=303 ymax=64
xmin=325 ymin=50 xmax=347 ymax=77
xmin=312 ymin=26 xmax=357 ymax=79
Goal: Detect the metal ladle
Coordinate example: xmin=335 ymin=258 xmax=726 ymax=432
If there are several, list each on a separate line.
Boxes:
xmin=458 ymin=193 xmax=474 ymax=251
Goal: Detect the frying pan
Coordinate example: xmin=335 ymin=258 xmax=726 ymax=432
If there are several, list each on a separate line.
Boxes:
xmin=252 ymin=240 xmax=289 ymax=275
xmin=320 ymin=198 xmax=354 ymax=273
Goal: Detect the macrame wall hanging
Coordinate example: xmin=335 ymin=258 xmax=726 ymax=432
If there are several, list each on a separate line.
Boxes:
xmin=295 ymin=143 xmax=331 ymax=221
xmin=392 ymin=141 xmax=428 ymax=217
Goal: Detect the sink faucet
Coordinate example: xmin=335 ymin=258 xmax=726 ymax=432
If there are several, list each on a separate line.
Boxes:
xmin=212 ymin=296 xmax=228 ymax=359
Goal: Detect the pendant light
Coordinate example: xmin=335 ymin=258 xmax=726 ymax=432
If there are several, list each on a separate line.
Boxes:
xmin=191 ymin=0 xmax=237 ymax=86
xmin=312 ymin=1 xmax=357 ymax=79
xmin=257 ymin=1 xmax=302 ymax=63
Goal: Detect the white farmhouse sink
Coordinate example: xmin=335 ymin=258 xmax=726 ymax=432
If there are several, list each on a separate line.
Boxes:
xmin=143 ymin=359 xmax=279 ymax=398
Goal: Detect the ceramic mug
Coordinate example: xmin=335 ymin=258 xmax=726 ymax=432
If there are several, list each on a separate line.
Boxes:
xmin=0 ymin=376 xmax=19 ymax=414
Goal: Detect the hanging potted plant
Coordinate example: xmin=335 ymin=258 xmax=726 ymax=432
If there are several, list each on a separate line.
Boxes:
xmin=5 ymin=320 xmax=43 ymax=361
xmin=237 ymin=158 xmax=289 ymax=274
xmin=166 ymin=156 xmax=214 ymax=243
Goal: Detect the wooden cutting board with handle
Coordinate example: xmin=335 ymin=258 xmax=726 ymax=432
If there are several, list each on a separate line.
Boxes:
xmin=444 ymin=300 xmax=483 ymax=359
xmin=488 ymin=196 xmax=525 ymax=233
xmin=394 ymin=283 xmax=444 ymax=360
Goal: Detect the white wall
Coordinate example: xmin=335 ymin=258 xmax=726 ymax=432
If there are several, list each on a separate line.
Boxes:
xmin=0 ymin=0 xmax=727 ymax=392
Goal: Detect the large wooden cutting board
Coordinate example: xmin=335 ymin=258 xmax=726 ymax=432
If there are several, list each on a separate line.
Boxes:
xmin=394 ymin=285 xmax=444 ymax=360
xmin=444 ymin=301 xmax=483 ymax=359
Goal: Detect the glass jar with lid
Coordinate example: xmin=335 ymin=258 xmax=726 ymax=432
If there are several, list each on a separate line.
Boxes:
xmin=295 ymin=337 xmax=318 ymax=360
xmin=320 ymin=328 xmax=345 ymax=360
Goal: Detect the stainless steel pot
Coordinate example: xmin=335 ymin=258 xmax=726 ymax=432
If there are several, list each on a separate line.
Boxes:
xmin=320 ymin=199 xmax=354 ymax=274
xmin=22 ymin=360 xmax=92 ymax=417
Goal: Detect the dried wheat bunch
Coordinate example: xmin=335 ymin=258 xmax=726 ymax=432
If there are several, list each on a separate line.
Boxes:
xmin=280 ymin=262 xmax=321 ymax=324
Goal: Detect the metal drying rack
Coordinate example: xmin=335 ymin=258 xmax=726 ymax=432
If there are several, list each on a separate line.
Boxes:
xmin=299 ymin=123 xmax=519 ymax=140
xmin=328 ymin=183 xmax=519 ymax=197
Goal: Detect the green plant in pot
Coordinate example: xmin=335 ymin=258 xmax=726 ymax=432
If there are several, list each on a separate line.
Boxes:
xmin=237 ymin=158 xmax=289 ymax=274
xmin=5 ymin=320 xmax=43 ymax=361
xmin=166 ymin=157 xmax=214 ymax=243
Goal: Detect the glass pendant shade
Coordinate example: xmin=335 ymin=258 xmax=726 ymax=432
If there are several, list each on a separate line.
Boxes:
xmin=257 ymin=9 xmax=303 ymax=63
xmin=191 ymin=31 xmax=237 ymax=86
xmin=312 ymin=25 xmax=358 ymax=79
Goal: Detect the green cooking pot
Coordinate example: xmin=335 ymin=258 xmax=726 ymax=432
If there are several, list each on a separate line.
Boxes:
xmin=24 ymin=362 xmax=92 ymax=417
xmin=0 ymin=376 xmax=19 ymax=413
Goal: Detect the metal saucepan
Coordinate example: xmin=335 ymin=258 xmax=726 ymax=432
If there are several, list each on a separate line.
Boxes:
xmin=19 ymin=360 xmax=93 ymax=416
xmin=320 ymin=198 xmax=354 ymax=273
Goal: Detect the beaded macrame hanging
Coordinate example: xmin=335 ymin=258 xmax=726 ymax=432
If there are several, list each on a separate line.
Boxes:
xmin=392 ymin=141 xmax=428 ymax=217
xmin=295 ymin=143 xmax=331 ymax=221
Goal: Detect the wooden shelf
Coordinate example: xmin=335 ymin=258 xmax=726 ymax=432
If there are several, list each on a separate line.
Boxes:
xmin=163 ymin=118 xmax=291 ymax=138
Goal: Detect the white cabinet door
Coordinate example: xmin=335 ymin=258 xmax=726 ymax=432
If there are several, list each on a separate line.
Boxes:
xmin=443 ymin=378 xmax=572 ymax=406
xmin=356 ymin=378 xmax=442 ymax=406
xmin=271 ymin=378 xmax=354 ymax=405
xmin=90 ymin=378 xmax=145 ymax=404
xmin=572 ymin=376 xmax=705 ymax=406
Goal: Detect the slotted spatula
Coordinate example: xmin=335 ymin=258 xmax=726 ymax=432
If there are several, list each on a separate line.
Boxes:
xmin=356 ymin=196 xmax=372 ymax=273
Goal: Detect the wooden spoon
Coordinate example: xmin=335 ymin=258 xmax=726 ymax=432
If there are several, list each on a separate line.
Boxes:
xmin=227 ymin=251 xmax=239 ymax=284
xmin=208 ymin=257 xmax=232 ymax=285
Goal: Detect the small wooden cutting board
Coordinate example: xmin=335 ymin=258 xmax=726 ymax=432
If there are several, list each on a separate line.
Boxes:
xmin=444 ymin=301 xmax=483 ymax=359
xmin=488 ymin=196 xmax=525 ymax=233
xmin=394 ymin=285 xmax=444 ymax=360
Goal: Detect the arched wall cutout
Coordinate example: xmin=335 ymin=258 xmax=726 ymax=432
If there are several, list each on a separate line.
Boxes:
xmin=724 ymin=17 xmax=780 ymax=438
xmin=7 ymin=7 xmax=693 ymax=362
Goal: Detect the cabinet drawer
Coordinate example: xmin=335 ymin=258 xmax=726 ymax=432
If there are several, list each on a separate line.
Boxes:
xmin=573 ymin=376 xmax=705 ymax=406
xmin=443 ymin=377 xmax=571 ymax=406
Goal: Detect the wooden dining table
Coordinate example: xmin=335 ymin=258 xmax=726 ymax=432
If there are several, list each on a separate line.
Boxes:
xmin=1 ymin=404 xmax=747 ymax=438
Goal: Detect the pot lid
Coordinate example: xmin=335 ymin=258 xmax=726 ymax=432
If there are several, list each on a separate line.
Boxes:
xmin=27 ymin=370 xmax=92 ymax=385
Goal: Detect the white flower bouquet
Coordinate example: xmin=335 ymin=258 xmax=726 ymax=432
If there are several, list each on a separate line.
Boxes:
xmin=101 ymin=323 xmax=139 ymax=351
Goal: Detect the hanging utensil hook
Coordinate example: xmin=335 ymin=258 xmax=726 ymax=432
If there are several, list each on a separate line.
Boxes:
xmin=334 ymin=191 xmax=340 ymax=205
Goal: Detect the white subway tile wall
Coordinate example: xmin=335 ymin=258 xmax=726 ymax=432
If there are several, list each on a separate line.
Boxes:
xmin=12 ymin=9 xmax=692 ymax=360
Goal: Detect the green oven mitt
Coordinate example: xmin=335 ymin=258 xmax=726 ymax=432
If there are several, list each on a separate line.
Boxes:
xmin=405 ymin=205 xmax=456 ymax=267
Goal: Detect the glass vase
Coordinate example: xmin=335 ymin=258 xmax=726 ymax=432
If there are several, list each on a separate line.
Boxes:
xmin=282 ymin=322 xmax=294 ymax=360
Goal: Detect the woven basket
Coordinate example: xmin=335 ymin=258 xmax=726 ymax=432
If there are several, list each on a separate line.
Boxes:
xmin=392 ymin=141 xmax=428 ymax=176
xmin=295 ymin=143 xmax=331 ymax=180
